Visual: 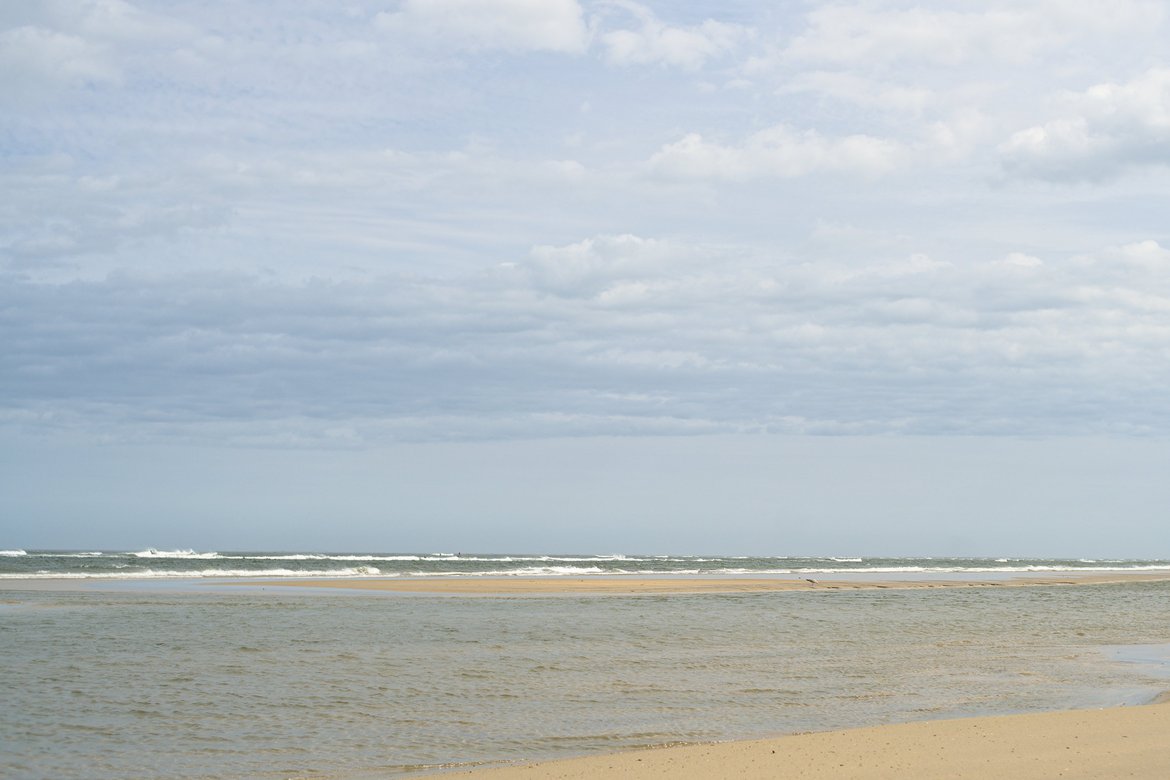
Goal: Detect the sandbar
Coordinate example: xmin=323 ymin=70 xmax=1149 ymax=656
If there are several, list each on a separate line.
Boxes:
xmin=451 ymin=703 xmax=1170 ymax=779
xmin=258 ymin=571 xmax=1170 ymax=595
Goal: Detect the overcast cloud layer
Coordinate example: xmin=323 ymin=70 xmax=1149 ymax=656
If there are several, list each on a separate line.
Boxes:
xmin=5 ymin=0 xmax=1170 ymax=447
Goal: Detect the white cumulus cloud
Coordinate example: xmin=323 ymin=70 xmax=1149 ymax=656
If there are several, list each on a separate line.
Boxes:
xmin=1000 ymin=68 xmax=1170 ymax=180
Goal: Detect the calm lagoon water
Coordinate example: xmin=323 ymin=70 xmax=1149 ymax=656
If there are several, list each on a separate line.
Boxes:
xmin=3 ymin=577 xmax=1170 ymax=779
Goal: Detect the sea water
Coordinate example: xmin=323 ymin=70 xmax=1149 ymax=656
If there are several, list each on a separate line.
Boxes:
xmin=4 ymin=549 xmax=1170 ymax=579
xmin=3 ymin=577 xmax=1170 ymax=779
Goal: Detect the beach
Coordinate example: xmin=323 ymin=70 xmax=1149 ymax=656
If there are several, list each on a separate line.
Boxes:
xmin=454 ymin=703 xmax=1170 ymax=779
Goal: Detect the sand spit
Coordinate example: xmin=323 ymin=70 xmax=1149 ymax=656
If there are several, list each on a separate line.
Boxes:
xmin=259 ymin=571 xmax=1170 ymax=595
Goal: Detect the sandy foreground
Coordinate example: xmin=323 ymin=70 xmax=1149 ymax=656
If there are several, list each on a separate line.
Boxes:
xmin=260 ymin=571 xmax=1170 ymax=594
xmin=448 ymin=703 xmax=1170 ymax=780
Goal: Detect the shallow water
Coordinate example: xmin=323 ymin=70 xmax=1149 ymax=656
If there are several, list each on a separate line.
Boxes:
xmin=2 ymin=580 xmax=1169 ymax=779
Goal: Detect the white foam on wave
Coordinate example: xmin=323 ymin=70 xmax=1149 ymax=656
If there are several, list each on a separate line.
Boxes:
xmin=412 ymin=565 xmax=608 ymax=577
xmin=553 ymin=554 xmax=656 ymax=562
xmin=204 ymin=554 xmax=423 ymax=562
xmin=420 ymin=555 xmax=509 ymax=562
xmin=0 ymin=565 xmax=386 ymax=579
xmin=328 ymin=555 xmax=420 ymax=562
xmin=29 ymin=551 xmax=107 ymax=558
xmin=132 ymin=549 xmax=220 ymax=559
xmin=0 ymin=549 xmax=27 ymax=556
xmin=412 ymin=555 xmax=657 ymax=563
xmin=234 ymin=554 xmax=331 ymax=561
xmin=221 ymin=554 xmax=423 ymax=561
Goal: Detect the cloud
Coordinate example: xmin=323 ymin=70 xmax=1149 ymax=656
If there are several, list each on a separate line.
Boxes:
xmin=6 ymin=234 xmax=1170 ymax=444
xmin=5 ymin=1 xmax=1170 ymax=453
xmin=785 ymin=6 xmax=1045 ymax=67
xmin=647 ymin=125 xmax=903 ymax=179
xmin=375 ymin=0 xmax=588 ymax=54
xmin=1073 ymin=239 xmax=1170 ymax=273
xmin=995 ymin=252 xmax=1044 ymax=270
xmin=0 ymin=142 xmax=603 ymax=281
xmin=0 ymin=152 xmax=234 ymax=272
xmin=0 ymin=1 xmax=197 ymax=106
xmin=779 ymin=71 xmax=932 ymax=115
xmin=0 ymin=26 xmax=119 ymax=97
xmin=520 ymin=234 xmax=693 ymax=295
xmin=999 ymin=68 xmax=1170 ymax=181
xmin=0 ymin=0 xmax=188 ymax=40
xmin=599 ymin=2 xmax=753 ymax=70
xmin=783 ymin=1 xmax=1163 ymax=69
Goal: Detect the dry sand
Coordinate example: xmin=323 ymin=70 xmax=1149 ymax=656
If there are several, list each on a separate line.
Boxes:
xmin=261 ymin=571 xmax=1170 ymax=595
xmin=451 ymin=703 xmax=1170 ymax=779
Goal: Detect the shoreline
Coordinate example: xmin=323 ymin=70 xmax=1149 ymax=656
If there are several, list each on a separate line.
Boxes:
xmin=449 ymin=702 xmax=1170 ymax=779
xmin=251 ymin=570 xmax=1170 ymax=595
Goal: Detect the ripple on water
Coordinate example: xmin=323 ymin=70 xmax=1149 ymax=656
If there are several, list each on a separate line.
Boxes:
xmin=2 ymin=583 xmax=1170 ymax=778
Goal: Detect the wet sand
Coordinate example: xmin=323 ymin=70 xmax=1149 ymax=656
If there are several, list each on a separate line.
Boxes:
xmin=450 ymin=703 xmax=1170 ymax=779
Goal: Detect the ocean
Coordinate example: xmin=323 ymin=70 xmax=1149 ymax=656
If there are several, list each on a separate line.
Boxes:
xmin=3 ymin=554 xmax=1170 ymax=779
xmin=4 ymin=549 xmax=1170 ymax=579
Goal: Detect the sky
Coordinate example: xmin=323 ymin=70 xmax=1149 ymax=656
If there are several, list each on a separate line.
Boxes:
xmin=3 ymin=0 xmax=1170 ymax=555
